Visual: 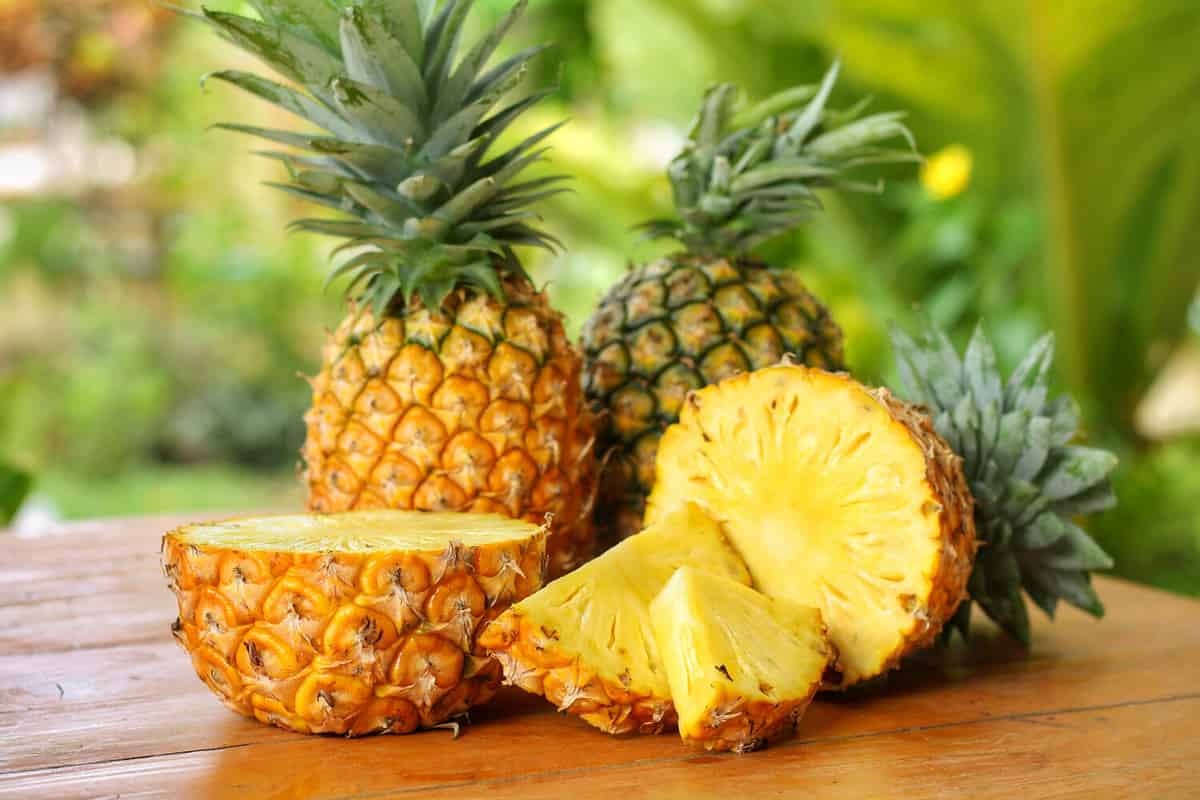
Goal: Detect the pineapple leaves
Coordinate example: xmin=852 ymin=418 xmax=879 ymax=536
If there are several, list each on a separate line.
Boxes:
xmin=647 ymin=62 xmax=917 ymax=256
xmin=184 ymin=0 xmax=563 ymax=314
xmin=890 ymin=320 xmax=1117 ymax=644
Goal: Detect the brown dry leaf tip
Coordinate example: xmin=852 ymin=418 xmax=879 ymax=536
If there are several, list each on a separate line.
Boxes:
xmin=435 ymin=540 xmax=472 ymax=582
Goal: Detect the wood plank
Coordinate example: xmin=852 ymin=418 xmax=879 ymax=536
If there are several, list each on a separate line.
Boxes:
xmin=2 ymin=514 xmax=1199 ymax=798
xmin=1 ymin=694 xmax=1194 ymax=799
xmin=0 ymin=581 xmax=1196 ymax=777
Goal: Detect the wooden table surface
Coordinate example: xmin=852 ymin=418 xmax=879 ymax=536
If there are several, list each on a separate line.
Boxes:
xmin=1 ymin=514 xmax=1197 ymax=799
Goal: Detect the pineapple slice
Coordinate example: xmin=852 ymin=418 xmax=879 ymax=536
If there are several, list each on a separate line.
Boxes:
xmin=650 ymin=567 xmax=834 ymax=752
xmin=647 ymin=364 xmax=976 ymax=687
xmin=479 ymin=504 xmax=750 ymax=734
xmin=163 ymin=511 xmax=546 ymax=736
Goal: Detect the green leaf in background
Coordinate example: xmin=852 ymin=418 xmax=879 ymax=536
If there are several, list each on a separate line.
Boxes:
xmin=0 ymin=462 xmax=32 ymax=527
xmin=813 ymin=0 xmax=1200 ymax=434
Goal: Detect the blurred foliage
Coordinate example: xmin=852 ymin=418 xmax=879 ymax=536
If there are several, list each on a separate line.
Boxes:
xmin=1 ymin=0 xmax=1198 ymax=595
xmin=0 ymin=461 xmax=32 ymax=525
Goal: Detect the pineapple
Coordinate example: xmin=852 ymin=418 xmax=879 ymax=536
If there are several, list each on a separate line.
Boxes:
xmin=582 ymin=61 xmax=918 ymax=542
xmin=187 ymin=0 xmax=598 ymax=576
xmin=478 ymin=504 xmax=751 ymax=734
xmin=646 ymin=364 xmax=976 ymax=687
xmin=162 ymin=510 xmax=547 ymax=735
xmin=649 ymin=567 xmax=834 ymax=753
xmin=890 ymin=323 xmax=1117 ymax=644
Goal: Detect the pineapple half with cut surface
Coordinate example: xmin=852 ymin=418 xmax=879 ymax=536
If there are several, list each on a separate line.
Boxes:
xmin=185 ymin=0 xmax=597 ymax=577
xmin=163 ymin=510 xmax=546 ymax=736
xmin=650 ymin=567 xmax=834 ymax=753
xmin=646 ymin=363 xmax=976 ymax=688
xmin=583 ymin=61 xmax=918 ymax=543
xmin=478 ymin=504 xmax=750 ymax=734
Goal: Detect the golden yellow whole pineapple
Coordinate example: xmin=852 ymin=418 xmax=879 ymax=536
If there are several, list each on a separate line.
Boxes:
xmin=163 ymin=511 xmax=547 ymax=735
xmin=583 ymin=62 xmax=918 ymax=543
xmin=647 ymin=364 xmax=976 ymax=687
xmin=650 ymin=567 xmax=834 ymax=752
xmin=190 ymin=0 xmax=598 ymax=576
xmin=479 ymin=504 xmax=750 ymax=734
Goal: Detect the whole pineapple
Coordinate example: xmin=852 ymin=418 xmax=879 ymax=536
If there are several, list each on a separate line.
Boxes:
xmin=189 ymin=0 xmax=597 ymax=575
xmin=582 ymin=62 xmax=918 ymax=541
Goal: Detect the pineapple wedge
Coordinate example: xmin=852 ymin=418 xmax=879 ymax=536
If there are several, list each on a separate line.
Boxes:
xmin=647 ymin=364 xmax=976 ymax=687
xmin=650 ymin=567 xmax=834 ymax=752
xmin=479 ymin=504 xmax=750 ymax=734
xmin=163 ymin=511 xmax=546 ymax=735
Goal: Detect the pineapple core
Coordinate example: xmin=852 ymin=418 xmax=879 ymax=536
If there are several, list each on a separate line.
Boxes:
xmin=171 ymin=510 xmax=543 ymax=552
xmin=480 ymin=503 xmax=751 ymax=734
xmin=647 ymin=365 xmax=973 ymax=686
xmin=650 ymin=567 xmax=833 ymax=752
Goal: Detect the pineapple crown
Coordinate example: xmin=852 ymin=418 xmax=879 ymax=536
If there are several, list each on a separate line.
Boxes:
xmin=890 ymin=322 xmax=1118 ymax=645
xmin=639 ymin=60 xmax=919 ymax=257
xmin=181 ymin=0 xmax=565 ymax=315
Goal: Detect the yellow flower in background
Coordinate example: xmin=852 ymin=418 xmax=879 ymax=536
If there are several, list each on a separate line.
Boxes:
xmin=921 ymin=144 xmax=973 ymax=199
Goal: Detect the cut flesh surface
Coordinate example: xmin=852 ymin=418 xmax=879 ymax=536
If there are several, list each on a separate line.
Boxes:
xmin=171 ymin=510 xmax=542 ymax=553
xmin=650 ymin=567 xmax=833 ymax=751
xmin=647 ymin=365 xmax=973 ymax=686
xmin=480 ymin=503 xmax=751 ymax=733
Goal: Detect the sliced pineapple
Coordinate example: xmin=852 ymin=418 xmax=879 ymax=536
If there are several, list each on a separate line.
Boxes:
xmin=479 ymin=504 xmax=750 ymax=734
xmin=163 ymin=511 xmax=546 ymax=736
xmin=647 ymin=364 xmax=976 ymax=687
xmin=650 ymin=567 xmax=834 ymax=752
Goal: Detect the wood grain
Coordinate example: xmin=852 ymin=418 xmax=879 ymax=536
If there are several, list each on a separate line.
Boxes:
xmin=1 ymin=516 xmax=1197 ymax=799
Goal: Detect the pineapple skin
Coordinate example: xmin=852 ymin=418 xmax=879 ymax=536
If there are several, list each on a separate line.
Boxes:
xmin=581 ymin=254 xmax=843 ymax=544
xmin=647 ymin=366 xmax=977 ymax=686
xmin=162 ymin=523 xmax=547 ymax=736
xmin=478 ymin=609 xmax=678 ymax=736
xmin=303 ymin=279 xmax=598 ymax=577
xmin=867 ymin=385 xmax=977 ymax=662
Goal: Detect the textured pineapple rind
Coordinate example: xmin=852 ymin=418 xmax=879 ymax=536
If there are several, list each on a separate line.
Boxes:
xmin=581 ymin=254 xmax=844 ymax=545
xmin=478 ymin=611 xmax=676 ymax=735
xmin=685 ymin=683 xmax=824 ymax=754
xmin=862 ymin=386 xmax=977 ymax=677
xmin=303 ymin=277 xmax=599 ymax=577
xmin=162 ymin=521 xmax=548 ymax=736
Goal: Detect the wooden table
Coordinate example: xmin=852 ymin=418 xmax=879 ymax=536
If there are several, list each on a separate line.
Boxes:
xmin=1 ymin=515 xmax=1197 ymax=799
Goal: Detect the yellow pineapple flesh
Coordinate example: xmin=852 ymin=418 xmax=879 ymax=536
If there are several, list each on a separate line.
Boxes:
xmin=163 ymin=511 xmax=546 ymax=736
xmin=650 ymin=567 xmax=834 ymax=753
xmin=479 ymin=504 xmax=750 ymax=734
xmin=647 ymin=364 xmax=976 ymax=687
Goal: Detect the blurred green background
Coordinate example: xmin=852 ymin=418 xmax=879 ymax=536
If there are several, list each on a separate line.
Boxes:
xmin=2 ymin=0 xmax=1199 ymax=596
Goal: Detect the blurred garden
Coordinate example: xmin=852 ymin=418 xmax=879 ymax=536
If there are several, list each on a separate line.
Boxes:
xmin=1 ymin=0 xmax=1199 ymax=596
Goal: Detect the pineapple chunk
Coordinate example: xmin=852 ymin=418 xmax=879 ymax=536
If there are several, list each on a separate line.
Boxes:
xmin=480 ymin=504 xmax=750 ymax=734
xmin=163 ymin=511 xmax=547 ymax=736
xmin=650 ymin=567 xmax=834 ymax=752
xmin=647 ymin=365 xmax=976 ymax=687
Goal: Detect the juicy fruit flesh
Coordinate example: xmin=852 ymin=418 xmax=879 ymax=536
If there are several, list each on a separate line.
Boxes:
xmin=163 ymin=512 xmax=547 ymax=736
xmin=648 ymin=366 xmax=949 ymax=686
xmin=174 ymin=511 xmax=543 ymax=553
xmin=480 ymin=504 xmax=751 ymax=733
xmin=651 ymin=567 xmax=832 ymax=751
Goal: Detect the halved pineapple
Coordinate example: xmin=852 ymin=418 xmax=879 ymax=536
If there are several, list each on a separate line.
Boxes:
xmin=162 ymin=511 xmax=546 ymax=735
xmin=646 ymin=364 xmax=976 ymax=686
xmin=650 ymin=567 xmax=834 ymax=752
xmin=479 ymin=504 xmax=750 ymax=734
